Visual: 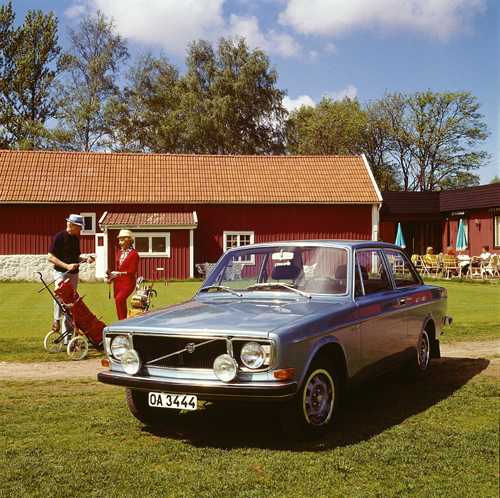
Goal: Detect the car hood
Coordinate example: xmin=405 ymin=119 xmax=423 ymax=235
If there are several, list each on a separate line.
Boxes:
xmin=106 ymin=295 xmax=351 ymax=337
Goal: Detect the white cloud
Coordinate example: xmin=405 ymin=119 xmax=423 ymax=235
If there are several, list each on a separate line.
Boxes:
xmin=283 ymin=95 xmax=316 ymax=112
xmin=228 ymin=14 xmax=303 ymax=58
xmin=324 ymin=85 xmax=358 ymax=101
xmin=68 ymin=0 xmax=304 ymax=58
xmin=278 ymin=0 xmax=487 ymax=41
xmin=64 ymin=2 xmax=91 ymax=19
xmin=283 ymin=85 xmax=358 ymax=112
xmin=80 ymin=0 xmax=226 ymax=55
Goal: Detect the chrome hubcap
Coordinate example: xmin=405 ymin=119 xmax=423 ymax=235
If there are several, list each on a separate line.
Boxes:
xmin=303 ymin=369 xmax=334 ymax=426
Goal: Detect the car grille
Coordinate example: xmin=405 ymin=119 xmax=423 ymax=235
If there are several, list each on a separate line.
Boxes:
xmin=132 ymin=335 xmax=228 ymax=370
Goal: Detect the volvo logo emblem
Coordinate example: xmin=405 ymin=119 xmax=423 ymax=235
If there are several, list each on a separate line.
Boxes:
xmin=185 ymin=343 xmax=196 ymax=354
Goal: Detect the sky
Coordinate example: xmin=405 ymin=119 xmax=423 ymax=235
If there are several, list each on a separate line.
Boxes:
xmin=13 ymin=0 xmax=500 ymax=184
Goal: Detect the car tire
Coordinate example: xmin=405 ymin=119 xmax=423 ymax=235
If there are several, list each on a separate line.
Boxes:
xmin=125 ymin=388 xmax=181 ymax=425
xmin=278 ymin=354 xmax=340 ymax=441
xmin=404 ymin=329 xmax=431 ymax=380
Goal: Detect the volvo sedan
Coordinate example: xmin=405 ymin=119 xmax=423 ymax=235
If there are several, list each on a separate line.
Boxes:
xmin=98 ymin=241 xmax=452 ymax=441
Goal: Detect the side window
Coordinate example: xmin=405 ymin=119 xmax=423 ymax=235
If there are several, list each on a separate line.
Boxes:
xmin=355 ymin=249 xmax=392 ymax=296
xmin=385 ymin=249 xmax=421 ymax=288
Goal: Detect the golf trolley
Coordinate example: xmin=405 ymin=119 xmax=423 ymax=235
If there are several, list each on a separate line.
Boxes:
xmin=37 ymin=267 xmax=105 ymax=361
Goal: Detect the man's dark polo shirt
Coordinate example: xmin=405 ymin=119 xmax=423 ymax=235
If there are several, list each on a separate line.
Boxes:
xmin=49 ymin=230 xmax=81 ymax=274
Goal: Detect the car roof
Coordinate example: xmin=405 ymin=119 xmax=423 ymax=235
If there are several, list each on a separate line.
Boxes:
xmin=229 ymin=240 xmax=402 ymax=251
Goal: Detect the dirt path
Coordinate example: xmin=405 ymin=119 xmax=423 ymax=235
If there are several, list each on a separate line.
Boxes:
xmin=0 ymin=339 xmax=499 ymax=382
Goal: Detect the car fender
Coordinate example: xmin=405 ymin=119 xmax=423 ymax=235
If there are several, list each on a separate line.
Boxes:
xmin=293 ymin=335 xmax=348 ymax=393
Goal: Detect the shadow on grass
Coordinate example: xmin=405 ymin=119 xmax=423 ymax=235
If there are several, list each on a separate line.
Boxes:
xmin=142 ymin=356 xmax=490 ymax=451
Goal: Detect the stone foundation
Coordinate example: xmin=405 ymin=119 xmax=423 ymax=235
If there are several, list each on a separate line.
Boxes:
xmin=0 ymin=254 xmax=98 ymax=282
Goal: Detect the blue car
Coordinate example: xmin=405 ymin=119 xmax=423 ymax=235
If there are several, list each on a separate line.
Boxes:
xmin=98 ymin=241 xmax=452 ymax=441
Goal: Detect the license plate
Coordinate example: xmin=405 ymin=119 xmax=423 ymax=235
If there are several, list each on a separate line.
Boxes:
xmin=148 ymin=392 xmax=197 ymax=410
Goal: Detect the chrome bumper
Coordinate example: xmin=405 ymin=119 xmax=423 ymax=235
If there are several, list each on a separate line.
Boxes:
xmin=97 ymin=371 xmax=297 ymax=401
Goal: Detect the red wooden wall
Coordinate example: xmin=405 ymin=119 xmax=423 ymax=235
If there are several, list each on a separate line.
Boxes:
xmin=0 ymin=202 xmax=374 ymax=280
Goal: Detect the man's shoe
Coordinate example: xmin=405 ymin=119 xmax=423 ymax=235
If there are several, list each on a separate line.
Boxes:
xmin=52 ymin=321 xmax=60 ymax=332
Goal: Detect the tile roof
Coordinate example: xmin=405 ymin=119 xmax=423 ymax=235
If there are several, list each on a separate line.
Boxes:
xmin=100 ymin=211 xmax=197 ymax=227
xmin=0 ymin=150 xmax=382 ymax=204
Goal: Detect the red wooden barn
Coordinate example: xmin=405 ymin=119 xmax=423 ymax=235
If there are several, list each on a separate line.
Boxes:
xmin=0 ymin=150 xmax=382 ymax=281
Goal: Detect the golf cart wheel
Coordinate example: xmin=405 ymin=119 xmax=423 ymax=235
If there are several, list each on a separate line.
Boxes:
xmin=67 ymin=336 xmax=89 ymax=361
xmin=44 ymin=331 xmax=64 ymax=354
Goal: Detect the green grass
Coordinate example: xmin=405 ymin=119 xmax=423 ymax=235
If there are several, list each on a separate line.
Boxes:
xmin=422 ymin=278 xmax=500 ymax=343
xmin=0 ymin=367 xmax=498 ymax=497
xmin=0 ymin=280 xmax=498 ymax=497
xmin=0 ymin=280 xmax=201 ymax=362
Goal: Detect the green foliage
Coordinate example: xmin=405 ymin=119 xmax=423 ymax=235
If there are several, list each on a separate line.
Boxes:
xmin=178 ymin=35 xmax=288 ymax=155
xmin=51 ymin=10 xmax=129 ymax=152
xmin=285 ymin=96 xmax=367 ymax=156
xmin=107 ymin=51 xmax=181 ymax=153
xmin=0 ymin=2 xmax=61 ymax=149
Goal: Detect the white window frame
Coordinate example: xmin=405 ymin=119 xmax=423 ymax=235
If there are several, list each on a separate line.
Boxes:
xmin=223 ymin=231 xmax=255 ymax=264
xmin=223 ymin=231 xmax=254 ymax=251
xmin=135 ymin=232 xmax=171 ymax=258
xmin=80 ymin=212 xmax=96 ymax=235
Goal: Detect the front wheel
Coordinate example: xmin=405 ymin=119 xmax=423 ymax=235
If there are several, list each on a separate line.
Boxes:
xmin=125 ymin=388 xmax=181 ymax=425
xmin=278 ymin=355 xmax=340 ymax=441
xmin=67 ymin=336 xmax=89 ymax=361
xmin=44 ymin=331 xmax=64 ymax=353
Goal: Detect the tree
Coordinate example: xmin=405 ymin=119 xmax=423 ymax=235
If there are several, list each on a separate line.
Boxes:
xmin=52 ymin=11 xmax=129 ymax=151
xmin=285 ymin=96 xmax=367 ymax=156
xmin=0 ymin=8 xmax=61 ymax=149
xmin=490 ymin=175 xmax=500 ymax=184
xmin=407 ymin=90 xmax=488 ymax=191
xmin=179 ymin=36 xmax=288 ymax=154
xmin=0 ymin=0 xmax=15 ymax=148
xmin=359 ymin=98 xmax=401 ymax=190
xmin=107 ymin=51 xmax=181 ymax=152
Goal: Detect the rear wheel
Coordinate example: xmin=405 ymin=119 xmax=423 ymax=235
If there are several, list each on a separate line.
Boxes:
xmin=67 ymin=336 xmax=89 ymax=361
xmin=125 ymin=388 xmax=181 ymax=425
xmin=44 ymin=331 xmax=64 ymax=353
xmin=404 ymin=329 xmax=430 ymax=380
xmin=278 ymin=355 xmax=339 ymax=441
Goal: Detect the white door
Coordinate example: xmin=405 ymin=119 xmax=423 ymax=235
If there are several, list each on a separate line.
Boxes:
xmin=95 ymin=234 xmax=106 ymax=279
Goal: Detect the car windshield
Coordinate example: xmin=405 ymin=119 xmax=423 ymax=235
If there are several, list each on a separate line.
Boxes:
xmin=201 ymin=245 xmax=349 ymax=295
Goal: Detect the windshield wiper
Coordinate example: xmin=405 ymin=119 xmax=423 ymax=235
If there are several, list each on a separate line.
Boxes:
xmin=199 ymin=285 xmax=242 ymax=297
xmin=247 ymin=283 xmax=311 ymax=299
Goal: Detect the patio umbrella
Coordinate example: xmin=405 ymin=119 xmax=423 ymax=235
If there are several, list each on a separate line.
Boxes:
xmin=395 ymin=223 xmax=406 ymax=248
xmin=456 ymin=219 xmax=468 ymax=253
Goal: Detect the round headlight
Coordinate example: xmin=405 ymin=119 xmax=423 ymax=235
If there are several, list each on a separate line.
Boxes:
xmin=213 ymin=354 xmax=238 ymax=382
xmin=121 ymin=349 xmax=141 ymax=375
xmin=241 ymin=342 xmax=265 ymax=369
xmin=111 ymin=335 xmax=130 ymax=360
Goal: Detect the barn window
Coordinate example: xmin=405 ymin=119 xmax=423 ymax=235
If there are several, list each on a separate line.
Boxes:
xmin=135 ymin=233 xmax=171 ymax=257
xmin=81 ymin=213 xmax=96 ymax=235
xmin=224 ymin=231 xmax=254 ymax=263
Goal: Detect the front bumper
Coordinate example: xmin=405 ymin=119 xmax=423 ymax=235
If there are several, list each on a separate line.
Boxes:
xmin=97 ymin=371 xmax=297 ymax=401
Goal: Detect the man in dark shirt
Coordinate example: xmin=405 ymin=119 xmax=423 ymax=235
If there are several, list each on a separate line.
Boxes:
xmin=47 ymin=214 xmax=95 ymax=335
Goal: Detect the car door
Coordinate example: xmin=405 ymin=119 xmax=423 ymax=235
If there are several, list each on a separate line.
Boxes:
xmin=354 ymin=248 xmax=408 ymax=379
xmin=384 ymin=248 xmax=430 ymax=351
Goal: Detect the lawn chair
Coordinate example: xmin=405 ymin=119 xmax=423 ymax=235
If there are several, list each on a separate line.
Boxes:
xmin=442 ymin=255 xmax=459 ymax=279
